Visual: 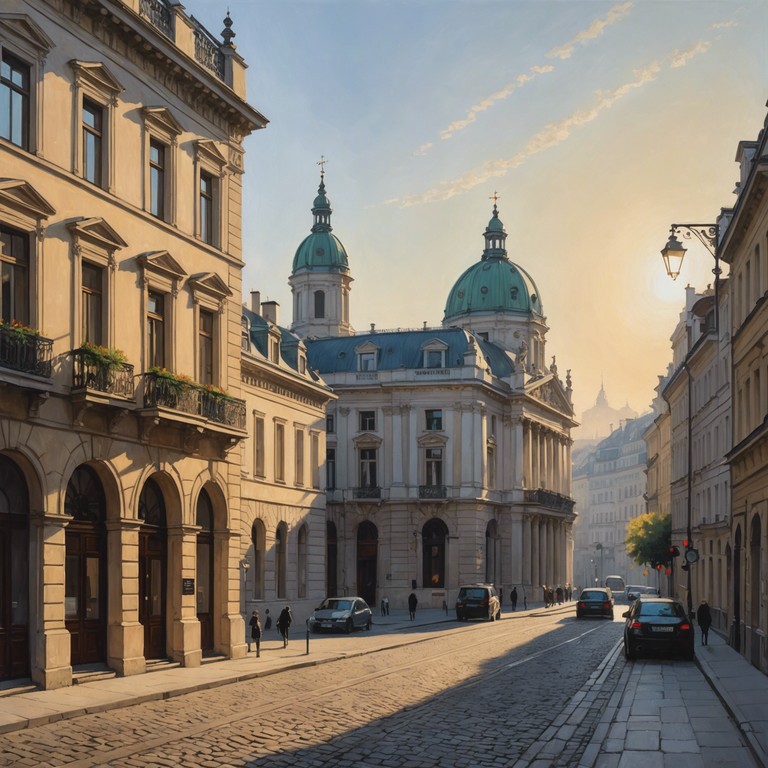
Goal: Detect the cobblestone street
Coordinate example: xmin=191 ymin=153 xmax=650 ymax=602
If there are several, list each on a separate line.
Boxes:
xmin=0 ymin=613 xmax=623 ymax=767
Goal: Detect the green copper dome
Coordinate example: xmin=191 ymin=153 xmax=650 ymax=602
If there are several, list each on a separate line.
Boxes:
xmin=292 ymin=174 xmax=350 ymax=274
xmin=443 ymin=204 xmax=543 ymax=321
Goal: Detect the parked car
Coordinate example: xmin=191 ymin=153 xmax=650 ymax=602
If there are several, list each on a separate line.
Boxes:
xmin=576 ymin=588 xmax=614 ymax=619
xmin=623 ymin=597 xmax=694 ymax=661
xmin=455 ymin=584 xmax=501 ymax=621
xmin=309 ymin=597 xmax=372 ymax=634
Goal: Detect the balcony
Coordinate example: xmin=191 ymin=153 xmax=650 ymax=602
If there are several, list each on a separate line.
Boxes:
xmin=353 ymin=486 xmax=381 ymax=500
xmin=523 ymin=489 xmax=576 ymax=514
xmin=139 ymin=372 xmax=246 ymax=453
xmin=72 ymin=349 xmax=134 ymax=399
xmin=419 ymin=485 xmax=447 ymax=500
xmin=0 ymin=325 xmax=52 ymax=378
xmin=139 ymin=0 xmax=174 ymax=39
xmin=70 ymin=349 xmax=136 ymax=429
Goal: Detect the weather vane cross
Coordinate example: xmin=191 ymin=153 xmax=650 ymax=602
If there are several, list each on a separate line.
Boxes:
xmin=489 ymin=191 xmax=500 ymax=206
xmin=317 ymin=155 xmax=328 ymax=179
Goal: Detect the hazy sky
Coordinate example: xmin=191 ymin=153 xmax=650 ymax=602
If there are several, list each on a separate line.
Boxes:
xmin=192 ymin=0 xmax=768 ymax=426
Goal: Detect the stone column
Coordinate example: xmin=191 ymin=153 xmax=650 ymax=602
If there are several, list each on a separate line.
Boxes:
xmin=106 ymin=518 xmax=145 ymax=677
xmin=215 ymin=529 xmax=247 ymax=660
xmin=522 ymin=515 xmax=532 ymax=586
xmin=338 ymin=407 xmax=351 ymax=489
xmin=530 ymin=516 xmax=540 ymax=590
xmin=168 ymin=523 xmax=203 ymax=667
xmin=539 ymin=518 xmax=548 ymax=587
xmin=510 ymin=514 xmax=523 ymax=584
xmin=31 ymin=511 xmax=72 ymax=689
xmin=524 ymin=420 xmax=532 ymax=488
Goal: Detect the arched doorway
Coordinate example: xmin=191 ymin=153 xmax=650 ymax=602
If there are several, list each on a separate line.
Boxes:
xmin=252 ymin=520 xmax=266 ymax=600
xmin=326 ymin=521 xmax=338 ymax=597
xmin=64 ymin=465 xmax=107 ymax=666
xmin=733 ymin=525 xmax=742 ymax=653
xmin=356 ymin=521 xmax=377 ymax=607
xmin=422 ymin=518 xmax=448 ymax=588
xmin=275 ymin=523 xmax=287 ymax=599
xmin=485 ymin=520 xmax=498 ymax=585
xmin=196 ymin=490 xmax=214 ymax=653
xmin=298 ymin=525 xmax=308 ymax=598
xmin=750 ymin=514 xmax=762 ymax=666
xmin=0 ymin=455 xmax=29 ymax=680
xmin=138 ymin=478 xmax=167 ymax=660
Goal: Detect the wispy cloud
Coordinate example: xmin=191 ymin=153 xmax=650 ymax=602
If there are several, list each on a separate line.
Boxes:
xmin=711 ymin=20 xmax=738 ymax=30
xmin=438 ymin=65 xmax=555 ymax=141
xmin=413 ymin=142 xmax=433 ymax=157
xmin=546 ymin=1 xmax=634 ymax=60
xmin=391 ymin=60 xmax=663 ymax=207
xmin=670 ymin=39 xmax=712 ymax=68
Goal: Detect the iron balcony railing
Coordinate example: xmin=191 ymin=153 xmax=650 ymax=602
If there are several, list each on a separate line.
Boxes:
xmin=142 ymin=372 xmax=246 ymax=430
xmin=353 ymin=486 xmax=381 ymax=500
xmin=72 ymin=350 xmax=134 ymax=399
xmin=0 ymin=327 xmax=52 ymax=377
xmin=139 ymin=0 xmax=174 ymax=39
xmin=193 ymin=23 xmax=225 ymax=79
xmin=419 ymin=485 xmax=447 ymax=499
xmin=523 ymin=488 xmax=576 ymax=514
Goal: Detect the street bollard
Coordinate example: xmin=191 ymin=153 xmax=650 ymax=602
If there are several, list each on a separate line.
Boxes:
xmin=306 ymin=619 xmax=310 ymax=655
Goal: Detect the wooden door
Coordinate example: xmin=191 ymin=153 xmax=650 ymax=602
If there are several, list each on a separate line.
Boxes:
xmin=139 ymin=529 xmax=166 ymax=659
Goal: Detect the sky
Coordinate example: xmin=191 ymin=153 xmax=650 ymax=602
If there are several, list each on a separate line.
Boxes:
xmin=190 ymin=0 xmax=768 ymax=429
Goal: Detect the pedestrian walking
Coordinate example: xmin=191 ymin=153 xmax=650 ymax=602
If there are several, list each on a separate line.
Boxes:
xmin=380 ymin=598 xmax=386 ymax=617
xmin=277 ymin=605 xmax=292 ymax=647
xmin=383 ymin=596 xmax=389 ymax=616
xmin=511 ymin=586 xmax=518 ymax=611
xmin=249 ymin=610 xmax=262 ymax=657
xmin=697 ymin=600 xmax=712 ymax=646
xmin=264 ymin=608 xmax=272 ymax=632
xmin=408 ymin=592 xmax=418 ymax=620
xmin=523 ymin=587 xmax=528 ymax=610
xmin=556 ymin=586 xmax=564 ymax=605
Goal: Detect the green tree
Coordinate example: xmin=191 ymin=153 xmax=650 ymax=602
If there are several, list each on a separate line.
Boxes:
xmin=626 ymin=513 xmax=672 ymax=569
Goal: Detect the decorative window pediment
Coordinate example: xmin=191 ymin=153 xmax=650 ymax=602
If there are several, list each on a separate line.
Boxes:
xmin=69 ymin=60 xmax=123 ymax=97
xmin=353 ymin=432 xmax=382 ymax=449
xmin=0 ymin=15 xmax=55 ymax=56
xmin=189 ymin=272 xmax=232 ymax=302
xmin=421 ymin=338 xmax=448 ymax=369
xmin=137 ymin=250 xmax=187 ymax=282
xmin=142 ymin=107 xmax=183 ymax=141
xmin=356 ymin=340 xmax=380 ymax=372
xmin=417 ymin=433 xmax=448 ymax=448
xmin=0 ymin=179 xmax=55 ymax=220
xmin=67 ymin=217 xmax=127 ymax=251
xmin=194 ymin=139 xmax=227 ymax=170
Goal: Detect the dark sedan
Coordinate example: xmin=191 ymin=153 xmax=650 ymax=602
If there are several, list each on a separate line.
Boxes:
xmin=623 ymin=598 xmax=694 ymax=660
xmin=309 ymin=597 xmax=372 ymax=634
xmin=576 ymin=588 xmax=614 ymax=619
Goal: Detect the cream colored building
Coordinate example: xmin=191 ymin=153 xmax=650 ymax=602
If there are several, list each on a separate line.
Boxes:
xmin=0 ymin=1 xmax=265 ymax=687
xmin=288 ymin=178 xmax=577 ymax=610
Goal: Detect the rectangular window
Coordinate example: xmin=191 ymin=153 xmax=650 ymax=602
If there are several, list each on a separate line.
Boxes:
xmin=426 ymin=448 xmax=443 ymax=486
xmin=147 ymin=290 xmax=165 ymax=368
xmin=199 ymin=308 xmax=214 ymax=385
xmin=426 ymin=409 xmax=443 ymax=431
xmin=326 ymin=448 xmax=336 ymax=490
xmin=359 ymin=352 xmax=377 ymax=371
xmin=295 ymin=428 xmax=305 ymax=486
xmin=81 ymin=262 xmax=103 ymax=345
xmin=326 ymin=414 xmax=335 ymax=433
xmin=149 ymin=139 xmax=166 ymax=219
xmin=359 ymin=410 xmax=376 ymax=431
xmin=0 ymin=224 xmax=29 ymax=324
xmin=254 ymin=415 xmax=265 ymax=477
xmin=82 ymin=98 xmax=103 ymax=186
xmin=269 ymin=337 xmax=280 ymax=363
xmin=311 ymin=433 xmax=320 ymax=489
xmin=0 ymin=52 xmax=29 ymax=150
xmin=275 ymin=422 xmax=285 ymax=482
xmin=426 ymin=349 xmax=443 ymax=368
xmin=360 ymin=448 xmax=377 ymax=488
xmin=200 ymin=171 xmax=214 ymax=244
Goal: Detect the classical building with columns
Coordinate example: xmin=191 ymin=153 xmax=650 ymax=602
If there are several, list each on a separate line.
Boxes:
xmin=282 ymin=174 xmax=577 ymax=610
xmin=0 ymin=1 xmax=264 ymax=687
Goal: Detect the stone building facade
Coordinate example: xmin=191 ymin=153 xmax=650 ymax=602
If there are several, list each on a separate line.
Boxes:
xmin=0 ymin=0 xmax=265 ymax=687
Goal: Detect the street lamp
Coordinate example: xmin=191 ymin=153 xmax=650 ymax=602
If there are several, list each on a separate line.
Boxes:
xmin=660 ymin=222 xmax=719 ymax=620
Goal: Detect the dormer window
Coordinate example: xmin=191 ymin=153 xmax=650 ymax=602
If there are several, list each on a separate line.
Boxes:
xmin=355 ymin=340 xmax=380 ymax=372
xmin=299 ymin=354 xmax=307 ymax=374
xmin=421 ymin=338 xmax=448 ymax=369
xmin=269 ymin=336 xmax=280 ymax=363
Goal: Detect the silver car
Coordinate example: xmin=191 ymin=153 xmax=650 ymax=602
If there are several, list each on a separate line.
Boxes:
xmin=309 ymin=597 xmax=373 ymax=634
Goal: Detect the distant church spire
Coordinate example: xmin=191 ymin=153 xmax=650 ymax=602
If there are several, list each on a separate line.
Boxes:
xmin=482 ymin=196 xmax=508 ymax=262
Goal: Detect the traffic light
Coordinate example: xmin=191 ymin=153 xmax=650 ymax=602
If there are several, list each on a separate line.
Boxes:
xmin=669 ymin=545 xmax=680 ymax=558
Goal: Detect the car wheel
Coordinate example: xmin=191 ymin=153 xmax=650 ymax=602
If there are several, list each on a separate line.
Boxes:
xmin=345 ymin=618 xmax=353 ymax=634
xmin=456 ymin=612 xmax=463 ymax=621
xmin=609 ymin=612 xmax=614 ymax=620
xmin=365 ymin=619 xmax=371 ymax=631
xmin=624 ymin=643 xmax=635 ymax=661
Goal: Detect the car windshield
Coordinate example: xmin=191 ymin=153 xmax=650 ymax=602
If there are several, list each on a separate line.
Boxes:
xmin=460 ymin=589 xmax=488 ymax=599
xmin=322 ymin=599 xmax=352 ymax=610
xmin=581 ymin=591 xmax=608 ymax=601
xmin=638 ymin=602 xmax=683 ymax=618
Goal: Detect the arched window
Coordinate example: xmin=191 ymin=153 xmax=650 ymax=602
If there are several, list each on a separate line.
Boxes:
xmin=422 ymin=518 xmax=448 ymax=588
xmin=252 ymin=519 xmax=266 ymax=599
xmin=314 ymin=290 xmax=325 ymax=319
xmin=196 ymin=490 xmax=214 ymax=651
xmin=485 ymin=520 xmax=499 ymax=584
xmin=275 ymin=522 xmax=287 ymax=599
xmin=298 ymin=524 xmax=308 ymax=598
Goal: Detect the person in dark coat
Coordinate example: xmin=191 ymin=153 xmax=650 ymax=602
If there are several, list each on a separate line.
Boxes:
xmin=408 ymin=592 xmax=418 ymax=620
xmin=264 ymin=608 xmax=272 ymax=632
xmin=510 ymin=587 xmax=518 ymax=611
xmin=249 ymin=610 xmax=262 ymax=657
xmin=697 ymin=601 xmax=712 ymax=646
xmin=277 ymin=605 xmax=292 ymax=647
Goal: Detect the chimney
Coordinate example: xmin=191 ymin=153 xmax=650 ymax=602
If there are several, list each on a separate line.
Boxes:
xmin=250 ymin=291 xmax=261 ymax=313
xmin=262 ymin=300 xmax=279 ymax=326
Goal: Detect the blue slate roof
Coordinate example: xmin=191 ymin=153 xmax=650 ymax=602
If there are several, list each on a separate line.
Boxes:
xmin=242 ymin=306 xmax=311 ymax=376
xmin=305 ymin=327 xmax=515 ymax=378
